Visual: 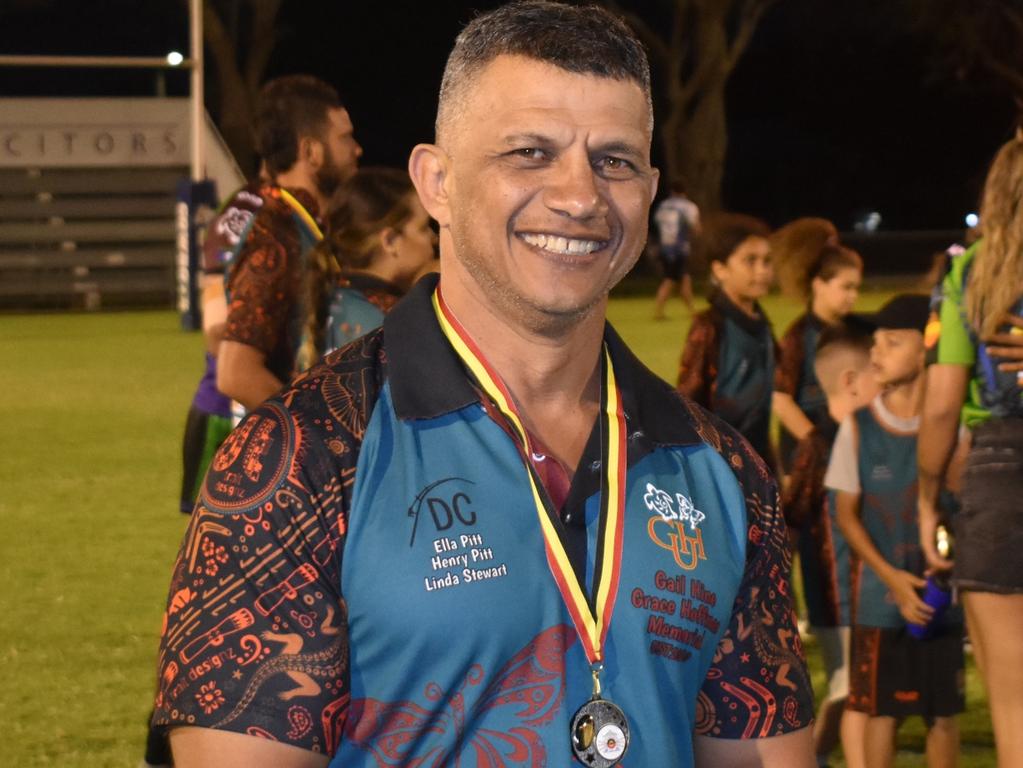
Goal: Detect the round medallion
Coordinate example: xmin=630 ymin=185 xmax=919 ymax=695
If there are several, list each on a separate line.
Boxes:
xmin=570 ymin=697 xmax=630 ymax=766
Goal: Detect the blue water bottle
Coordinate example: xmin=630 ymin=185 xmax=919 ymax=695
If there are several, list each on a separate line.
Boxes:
xmin=908 ymin=525 xmax=953 ymax=640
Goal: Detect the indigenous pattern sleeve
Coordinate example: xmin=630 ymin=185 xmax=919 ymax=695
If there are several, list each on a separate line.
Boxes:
xmin=688 ymin=407 xmax=814 ymax=738
xmin=781 ymin=430 xmax=826 ymax=529
xmin=774 ymin=315 xmax=807 ymax=395
xmin=152 ymin=334 xmax=384 ymax=755
xmin=677 ymin=309 xmax=719 ymax=409
xmin=223 ymin=199 xmax=300 ymax=357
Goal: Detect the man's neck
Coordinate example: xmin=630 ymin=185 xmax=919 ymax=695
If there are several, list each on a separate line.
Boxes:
xmin=881 ymin=371 xmax=925 ymax=420
xmin=274 ymin=168 xmax=325 ymax=214
xmin=440 ymin=270 xmax=605 ymax=470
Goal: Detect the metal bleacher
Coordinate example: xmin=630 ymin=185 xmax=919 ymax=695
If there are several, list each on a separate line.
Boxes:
xmin=0 ymin=166 xmax=184 ymax=310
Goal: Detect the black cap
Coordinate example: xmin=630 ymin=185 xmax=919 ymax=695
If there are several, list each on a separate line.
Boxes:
xmin=870 ymin=294 xmax=930 ymax=333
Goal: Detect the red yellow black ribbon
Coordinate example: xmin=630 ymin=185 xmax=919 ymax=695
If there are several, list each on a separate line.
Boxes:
xmin=432 ymin=286 xmax=627 ymax=665
xmin=277 ymin=187 xmax=324 ymax=241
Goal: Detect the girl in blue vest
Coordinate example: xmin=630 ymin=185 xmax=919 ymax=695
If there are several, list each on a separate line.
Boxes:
xmin=298 ymin=167 xmax=438 ymax=370
xmin=772 ymin=219 xmax=864 ymax=473
xmin=677 ymin=214 xmax=777 ymax=468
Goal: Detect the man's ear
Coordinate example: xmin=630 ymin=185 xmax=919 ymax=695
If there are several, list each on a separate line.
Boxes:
xmin=301 ymin=136 xmax=324 ymax=169
xmin=408 ymin=144 xmax=452 ymax=228
xmin=647 ymin=167 xmax=660 ymax=205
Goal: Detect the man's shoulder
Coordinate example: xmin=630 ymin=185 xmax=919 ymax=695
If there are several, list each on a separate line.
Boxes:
xmin=204 ymin=331 xmax=389 ymax=515
xmin=672 ymin=387 xmax=776 ymax=492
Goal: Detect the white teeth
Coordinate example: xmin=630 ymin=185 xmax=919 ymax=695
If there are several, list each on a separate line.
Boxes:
xmin=521 ymin=233 xmax=603 ymax=255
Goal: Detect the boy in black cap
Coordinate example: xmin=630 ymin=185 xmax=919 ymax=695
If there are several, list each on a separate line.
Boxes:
xmin=823 ymin=294 xmax=964 ymax=768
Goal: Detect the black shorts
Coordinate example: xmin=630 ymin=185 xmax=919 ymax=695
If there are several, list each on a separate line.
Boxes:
xmin=847 ymin=625 xmax=964 ymax=719
xmin=657 ymin=246 xmax=688 ymax=281
xmin=955 ymin=419 xmax=1023 ymax=594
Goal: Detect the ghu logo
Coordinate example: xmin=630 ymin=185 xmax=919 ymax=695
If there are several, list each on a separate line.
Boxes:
xmin=408 ymin=478 xmax=477 ymax=546
xmin=643 ymin=483 xmax=707 ymax=570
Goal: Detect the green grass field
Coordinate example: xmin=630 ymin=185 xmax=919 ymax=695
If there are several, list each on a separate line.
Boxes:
xmin=0 ymin=291 xmax=996 ymax=766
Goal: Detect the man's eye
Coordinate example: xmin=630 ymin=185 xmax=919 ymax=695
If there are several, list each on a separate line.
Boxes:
xmin=510 ymin=148 xmax=547 ymax=161
xmin=595 ymin=156 xmax=636 ymax=177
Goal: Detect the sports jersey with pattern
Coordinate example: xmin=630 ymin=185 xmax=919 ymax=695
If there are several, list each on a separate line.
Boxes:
xmin=222 ymin=185 xmax=323 ymax=383
xmin=153 ymin=276 xmax=812 ymax=765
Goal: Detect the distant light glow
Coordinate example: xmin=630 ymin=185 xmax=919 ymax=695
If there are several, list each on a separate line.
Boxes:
xmin=965 ymin=212 xmax=979 ymax=228
xmin=166 ymin=51 xmax=184 ymax=67
xmin=854 ymin=211 xmax=882 ymax=233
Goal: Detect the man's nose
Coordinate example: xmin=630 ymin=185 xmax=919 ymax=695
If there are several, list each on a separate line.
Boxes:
xmin=543 ymin=152 xmax=608 ymax=219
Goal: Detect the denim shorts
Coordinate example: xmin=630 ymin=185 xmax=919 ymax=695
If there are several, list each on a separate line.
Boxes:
xmin=954 ymin=419 xmax=1023 ymax=594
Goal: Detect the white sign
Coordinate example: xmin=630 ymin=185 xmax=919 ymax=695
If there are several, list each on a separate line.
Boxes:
xmin=0 ymin=98 xmax=190 ymax=167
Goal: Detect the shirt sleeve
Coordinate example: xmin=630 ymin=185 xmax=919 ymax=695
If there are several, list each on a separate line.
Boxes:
xmin=152 ymin=389 xmax=353 ymax=754
xmin=773 ymin=319 xmax=804 ymax=395
xmin=677 ymin=311 xmax=718 ymax=408
xmin=823 ymin=416 xmax=859 ymax=494
xmin=935 ymin=249 xmax=976 ymax=366
xmin=781 ymin=431 xmax=825 ymax=529
xmin=223 ymin=205 xmax=296 ymax=356
xmin=697 ymin=429 xmax=815 ymax=738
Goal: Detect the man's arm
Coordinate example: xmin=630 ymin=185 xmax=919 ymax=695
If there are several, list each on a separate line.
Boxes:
xmin=171 ymin=727 xmax=329 ymax=768
xmin=694 ymin=726 xmax=815 ymax=768
xmin=217 ymin=339 xmax=285 ymax=410
xmin=917 ymin=363 xmax=968 ymax=570
xmin=834 ymin=490 xmax=931 ymax=626
xmin=201 ymin=275 xmax=228 ymax=356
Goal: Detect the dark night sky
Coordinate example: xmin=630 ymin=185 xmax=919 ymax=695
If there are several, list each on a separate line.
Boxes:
xmin=0 ymin=0 xmax=1016 ymax=230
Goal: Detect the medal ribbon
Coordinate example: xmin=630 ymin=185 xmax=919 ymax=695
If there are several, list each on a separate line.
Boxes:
xmin=277 ymin=187 xmax=324 ymax=241
xmin=432 ymin=287 xmax=627 ymax=665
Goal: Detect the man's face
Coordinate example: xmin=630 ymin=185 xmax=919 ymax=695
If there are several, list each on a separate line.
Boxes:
xmin=438 ymin=55 xmax=657 ymax=333
xmin=870 ymin=328 xmax=925 ymax=388
xmin=315 ymin=107 xmax=361 ymax=198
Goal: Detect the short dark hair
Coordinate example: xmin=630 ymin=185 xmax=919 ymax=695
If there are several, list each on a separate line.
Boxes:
xmin=436 ymin=0 xmax=651 ymax=142
xmin=704 ymin=213 xmax=771 ymax=267
xmin=256 ymin=75 xmax=342 ymax=176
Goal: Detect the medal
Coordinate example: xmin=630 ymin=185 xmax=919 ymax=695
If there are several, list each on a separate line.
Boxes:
xmin=570 ymin=663 xmax=630 ymax=766
xmin=434 ymin=288 xmax=632 ymax=765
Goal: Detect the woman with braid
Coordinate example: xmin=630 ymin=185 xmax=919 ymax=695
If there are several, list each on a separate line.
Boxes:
xmin=297 ymin=167 xmax=437 ymax=371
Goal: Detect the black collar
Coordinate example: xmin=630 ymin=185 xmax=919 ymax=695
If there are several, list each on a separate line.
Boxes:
xmin=710 ymin=289 xmax=771 ymax=337
xmin=343 ymin=271 xmax=404 ymax=298
xmin=384 ymin=274 xmax=702 ymax=446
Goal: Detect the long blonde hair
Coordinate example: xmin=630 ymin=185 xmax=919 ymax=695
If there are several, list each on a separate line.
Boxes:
xmin=967 ymin=135 xmax=1023 ymax=338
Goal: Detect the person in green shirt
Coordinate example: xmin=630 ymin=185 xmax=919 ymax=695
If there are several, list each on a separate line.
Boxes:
xmin=918 ymin=133 xmax=1023 ymax=768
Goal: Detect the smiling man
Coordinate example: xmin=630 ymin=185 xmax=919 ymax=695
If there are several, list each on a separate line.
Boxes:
xmin=152 ymin=3 xmax=815 ymax=766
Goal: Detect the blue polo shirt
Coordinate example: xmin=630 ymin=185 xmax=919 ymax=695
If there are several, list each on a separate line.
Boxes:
xmin=153 ymin=275 xmax=812 ymax=765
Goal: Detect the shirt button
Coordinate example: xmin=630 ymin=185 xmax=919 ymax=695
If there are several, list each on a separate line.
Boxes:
xmin=563 ymin=513 xmax=572 ymax=523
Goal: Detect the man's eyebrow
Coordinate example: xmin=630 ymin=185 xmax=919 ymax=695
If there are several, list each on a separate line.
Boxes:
xmin=501 ymin=132 xmax=557 ymax=146
xmin=591 ymin=140 xmax=645 ymax=159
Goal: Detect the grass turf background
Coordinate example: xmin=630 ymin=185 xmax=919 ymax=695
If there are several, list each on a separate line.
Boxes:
xmin=0 ymin=291 xmax=995 ymax=766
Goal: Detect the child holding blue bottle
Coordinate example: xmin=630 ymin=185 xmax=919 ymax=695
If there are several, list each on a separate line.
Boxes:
xmin=825 ymin=294 xmax=963 ymax=768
